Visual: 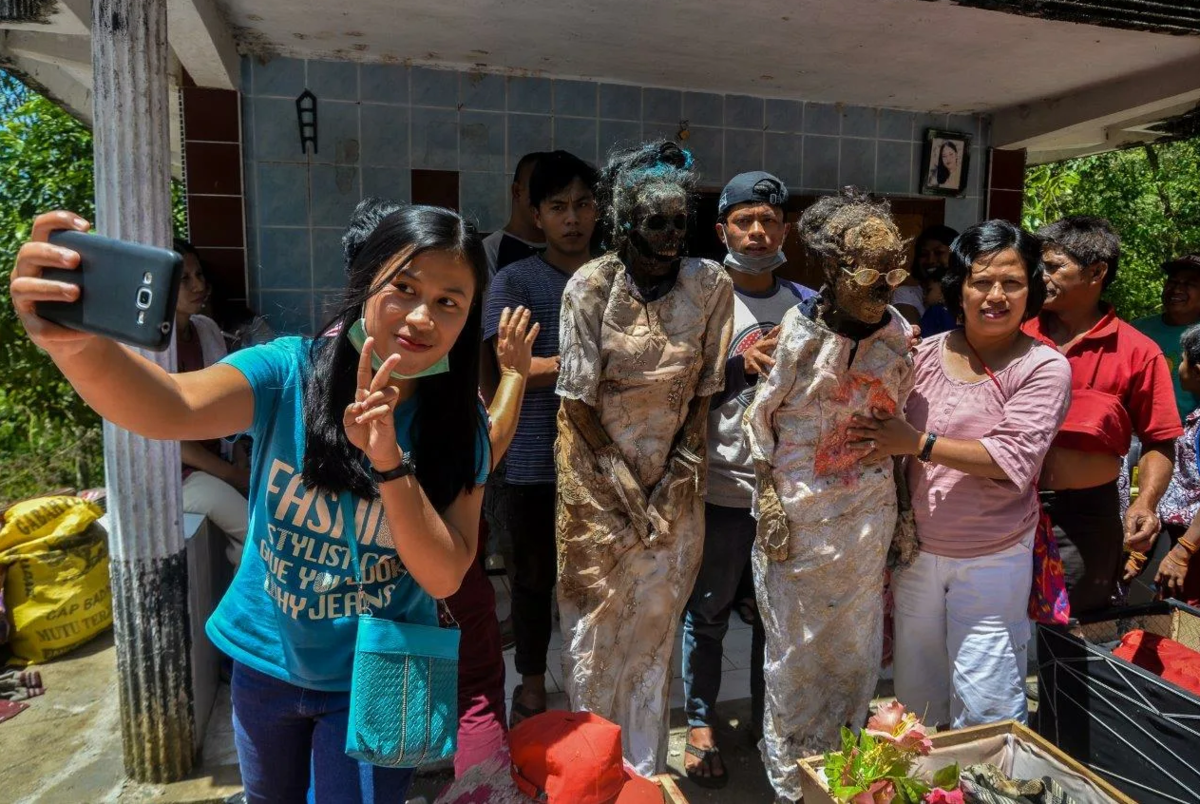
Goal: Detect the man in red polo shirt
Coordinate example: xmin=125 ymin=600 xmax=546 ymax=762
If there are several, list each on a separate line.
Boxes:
xmin=1024 ymin=216 xmax=1182 ymax=614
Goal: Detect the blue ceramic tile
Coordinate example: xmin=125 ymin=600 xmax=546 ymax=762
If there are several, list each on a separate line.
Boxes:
xmin=254 ymin=97 xmax=307 ymax=163
xmin=916 ymin=112 xmax=950 ymax=139
xmin=944 ymin=197 xmax=981 ymax=232
xmin=554 ymin=117 xmax=598 ymax=164
xmin=804 ymin=103 xmax=840 ymax=136
xmin=763 ymin=133 xmax=802 ymax=187
xmin=411 ymin=107 xmax=459 ymax=169
xmin=683 ymin=92 xmax=723 ymax=128
xmin=508 ymin=77 xmax=552 ymax=114
xmin=259 ymin=228 xmax=312 ymax=289
xmin=508 ymin=115 xmax=553 ymax=172
xmin=841 ymin=106 xmax=877 ymax=139
xmin=460 ymin=72 xmax=505 ymax=111
xmin=912 ymin=141 xmax=926 ymax=193
xmin=362 ymin=167 xmax=411 ymax=203
xmin=240 ymin=95 xmax=256 ymax=160
xmin=360 ymin=104 xmax=408 ymax=167
xmin=412 ymin=67 xmax=459 ymax=108
xmin=259 ymin=290 xmax=313 ymax=335
xmin=765 ymin=100 xmax=803 ymax=134
xmin=460 ymin=111 xmax=506 ymax=173
xmin=311 ymin=101 xmax=360 ymax=165
xmin=643 ymin=88 xmax=681 ymax=124
xmin=683 ymin=126 xmax=722 ymax=184
xmin=361 ymin=64 xmax=409 ymax=105
xmin=643 ymin=123 xmax=680 ymax=146
xmin=876 ymin=140 xmax=912 ymax=194
xmin=243 ymin=160 xmax=259 ymax=229
xmin=840 ymin=138 xmax=876 ymax=191
xmin=879 ymin=109 xmax=914 ymax=142
xmin=948 ymin=114 xmax=978 ymax=140
xmin=254 ymin=57 xmax=305 ymax=97
xmin=310 ymin=164 xmax=362 ymax=228
xmin=308 ymin=60 xmax=358 ymax=101
xmin=239 ymin=56 xmax=253 ymax=95
xmin=311 ymin=227 xmax=347 ymax=289
xmin=313 ymin=290 xmax=348 ymax=331
xmin=599 ymin=120 xmax=642 ymax=157
xmin=725 ymin=129 xmax=764 ymax=176
xmin=554 ymin=80 xmax=597 ymax=118
xmin=803 ymin=136 xmax=839 ymax=190
xmin=257 ymin=163 xmax=309 ymax=227
xmin=724 ymin=95 xmax=763 ymax=130
xmin=459 ymin=172 xmax=509 ymax=232
xmin=599 ymin=84 xmax=640 ymax=121
xmin=967 ymin=148 xmax=982 ymax=198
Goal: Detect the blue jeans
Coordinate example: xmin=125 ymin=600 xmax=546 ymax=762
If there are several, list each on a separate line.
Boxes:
xmin=681 ymin=503 xmax=765 ymax=730
xmin=231 ymin=663 xmax=415 ymax=804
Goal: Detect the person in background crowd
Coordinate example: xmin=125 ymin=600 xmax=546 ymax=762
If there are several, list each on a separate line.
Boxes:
xmin=1135 ymin=254 xmax=1200 ymax=423
xmin=555 ymin=141 xmax=733 ymax=775
xmin=913 ymin=225 xmax=960 ymax=337
xmin=856 ymin=220 xmax=1071 ymax=730
xmin=1152 ymin=322 xmax=1200 ymax=606
xmin=1026 ymin=216 xmax=1180 ymax=614
xmin=746 ymin=188 xmax=914 ymax=802
xmin=12 ymin=205 xmax=493 ymax=802
xmin=484 ymin=151 xmax=600 ymax=727
xmin=680 ymin=171 xmax=814 ymax=789
xmin=482 ymin=152 xmax=549 ymax=277
xmin=173 ymin=238 xmax=249 ymax=567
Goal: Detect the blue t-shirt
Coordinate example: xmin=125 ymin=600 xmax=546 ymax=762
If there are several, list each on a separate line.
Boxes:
xmin=1134 ymin=314 xmax=1196 ymax=422
xmin=206 ymin=336 xmax=490 ymax=691
xmin=482 ymin=254 xmax=571 ymax=485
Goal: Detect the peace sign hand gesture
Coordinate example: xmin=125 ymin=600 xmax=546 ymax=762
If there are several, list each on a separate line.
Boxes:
xmin=344 ymin=336 xmax=404 ymax=471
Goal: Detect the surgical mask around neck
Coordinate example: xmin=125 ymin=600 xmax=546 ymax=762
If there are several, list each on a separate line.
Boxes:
xmin=723 ymin=248 xmax=787 ymax=276
xmin=346 ymin=319 xmax=450 ymax=380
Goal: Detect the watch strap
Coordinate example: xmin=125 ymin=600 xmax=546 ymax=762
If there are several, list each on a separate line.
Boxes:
xmin=371 ymin=453 xmax=415 ymax=483
xmin=918 ymin=432 xmax=938 ymax=463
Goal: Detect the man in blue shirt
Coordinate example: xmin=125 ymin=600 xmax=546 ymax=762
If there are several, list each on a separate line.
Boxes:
xmin=1135 ymin=254 xmax=1200 ymax=422
xmin=482 ymin=150 xmax=599 ymax=725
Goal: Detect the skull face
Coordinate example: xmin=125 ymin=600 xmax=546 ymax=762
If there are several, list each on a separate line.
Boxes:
xmin=628 ymin=183 xmax=688 ymax=278
xmin=828 ymin=216 xmax=904 ymax=324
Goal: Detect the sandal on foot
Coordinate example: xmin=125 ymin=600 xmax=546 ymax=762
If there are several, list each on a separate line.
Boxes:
xmin=509 ymin=684 xmax=546 ymax=729
xmin=684 ymin=742 xmax=729 ymax=789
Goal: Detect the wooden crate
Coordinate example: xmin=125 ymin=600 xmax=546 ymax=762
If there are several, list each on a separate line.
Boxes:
xmin=797 ymin=720 xmax=1134 ymax=804
xmin=652 ymin=774 xmax=688 ymax=803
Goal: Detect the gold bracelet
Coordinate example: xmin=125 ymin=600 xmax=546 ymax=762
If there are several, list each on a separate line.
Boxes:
xmin=1178 ymin=537 xmax=1198 ymax=556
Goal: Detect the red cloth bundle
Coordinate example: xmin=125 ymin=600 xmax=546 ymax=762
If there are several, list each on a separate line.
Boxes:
xmin=1113 ymin=629 xmax=1200 ymax=696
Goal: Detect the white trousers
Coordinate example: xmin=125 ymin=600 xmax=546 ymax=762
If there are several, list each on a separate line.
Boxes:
xmin=892 ymin=528 xmax=1034 ymax=728
xmin=182 ymin=471 xmax=249 ymax=567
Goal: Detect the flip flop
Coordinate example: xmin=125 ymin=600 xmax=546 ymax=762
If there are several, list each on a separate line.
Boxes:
xmin=684 ymin=742 xmax=729 ymax=789
xmin=509 ymin=684 xmax=546 ymax=729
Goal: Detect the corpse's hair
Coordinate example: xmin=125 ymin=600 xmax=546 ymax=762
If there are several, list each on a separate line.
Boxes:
xmin=797 ymin=186 xmax=906 ymax=295
xmin=941 ymin=219 xmax=1046 ymax=323
xmin=597 ymin=140 xmax=697 ymax=256
xmin=1037 ymin=215 xmax=1121 ymax=289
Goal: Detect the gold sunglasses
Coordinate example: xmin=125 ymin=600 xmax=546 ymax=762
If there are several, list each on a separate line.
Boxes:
xmin=840 ymin=265 xmax=910 ymax=287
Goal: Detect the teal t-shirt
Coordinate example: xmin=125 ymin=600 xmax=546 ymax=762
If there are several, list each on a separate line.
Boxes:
xmin=205 ymin=336 xmax=490 ymax=691
xmin=1133 ymin=314 xmax=1196 ymax=422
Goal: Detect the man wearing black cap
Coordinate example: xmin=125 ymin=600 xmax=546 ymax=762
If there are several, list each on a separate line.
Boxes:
xmin=1135 ymin=254 xmax=1200 ymax=422
xmin=679 ymin=171 xmax=816 ymax=788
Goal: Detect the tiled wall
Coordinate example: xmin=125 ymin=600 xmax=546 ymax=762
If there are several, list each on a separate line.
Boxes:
xmin=241 ymin=56 xmax=990 ymax=334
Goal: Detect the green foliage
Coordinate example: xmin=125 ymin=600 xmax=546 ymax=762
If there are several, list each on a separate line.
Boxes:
xmin=1023 ymin=138 xmax=1200 ymax=321
xmin=822 ymin=726 xmax=959 ymax=803
xmin=0 ymin=73 xmax=186 ymax=504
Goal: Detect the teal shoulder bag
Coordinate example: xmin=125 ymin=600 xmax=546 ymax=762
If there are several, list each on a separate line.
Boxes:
xmin=340 ymin=495 xmax=460 ymax=768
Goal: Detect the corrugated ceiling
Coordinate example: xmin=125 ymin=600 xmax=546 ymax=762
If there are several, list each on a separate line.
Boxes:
xmin=954 ymin=0 xmax=1200 ymax=36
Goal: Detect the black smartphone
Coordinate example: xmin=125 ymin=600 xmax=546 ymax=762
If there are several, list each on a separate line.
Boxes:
xmin=37 ymin=230 xmax=184 ymax=351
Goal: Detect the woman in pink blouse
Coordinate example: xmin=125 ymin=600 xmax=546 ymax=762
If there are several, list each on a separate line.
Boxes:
xmin=848 ymin=219 xmax=1071 ymax=728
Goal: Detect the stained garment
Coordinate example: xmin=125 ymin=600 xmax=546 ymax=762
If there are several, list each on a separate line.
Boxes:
xmin=554 ymin=254 xmax=734 ymax=775
xmin=744 ymin=304 xmax=914 ymax=801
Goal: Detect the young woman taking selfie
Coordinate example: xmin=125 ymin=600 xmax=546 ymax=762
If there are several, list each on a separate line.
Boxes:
xmin=9 ymin=206 xmax=534 ymax=803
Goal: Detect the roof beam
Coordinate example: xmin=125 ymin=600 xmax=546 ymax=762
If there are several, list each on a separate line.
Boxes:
xmin=166 ymin=0 xmax=238 ymax=90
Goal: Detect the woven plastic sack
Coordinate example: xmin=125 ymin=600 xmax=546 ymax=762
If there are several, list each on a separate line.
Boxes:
xmin=345 ymin=615 xmax=460 ymax=767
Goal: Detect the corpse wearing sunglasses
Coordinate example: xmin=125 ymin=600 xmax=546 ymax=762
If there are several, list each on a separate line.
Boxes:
xmin=742 ymin=187 xmax=916 ymax=802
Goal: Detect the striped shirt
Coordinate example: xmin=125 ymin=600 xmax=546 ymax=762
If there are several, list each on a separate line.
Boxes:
xmin=482 ymin=254 xmax=570 ymax=485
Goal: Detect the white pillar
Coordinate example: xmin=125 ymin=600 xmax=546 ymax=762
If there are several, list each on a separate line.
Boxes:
xmin=91 ymin=0 xmax=194 ymax=783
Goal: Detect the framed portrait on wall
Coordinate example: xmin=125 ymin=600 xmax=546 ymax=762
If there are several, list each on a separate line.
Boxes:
xmin=920 ymin=129 xmax=971 ymax=197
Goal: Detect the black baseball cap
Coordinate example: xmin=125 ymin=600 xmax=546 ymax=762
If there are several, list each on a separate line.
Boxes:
xmin=718 ymin=172 xmax=789 ymax=218
xmin=1163 ymin=254 xmax=1200 ymax=274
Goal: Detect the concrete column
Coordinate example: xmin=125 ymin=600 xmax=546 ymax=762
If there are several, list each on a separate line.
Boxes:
xmin=91 ymin=0 xmax=194 ymax=783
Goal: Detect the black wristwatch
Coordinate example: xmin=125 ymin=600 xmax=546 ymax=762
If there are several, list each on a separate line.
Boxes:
xmin=371 ymin=453 xmax=416 ymax=483
xmin=918 ymin=432 xmax=938 ymax=463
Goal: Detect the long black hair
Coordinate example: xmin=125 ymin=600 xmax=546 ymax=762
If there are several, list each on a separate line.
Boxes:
xmin=301 ymin=205 xmax=487 ymax=512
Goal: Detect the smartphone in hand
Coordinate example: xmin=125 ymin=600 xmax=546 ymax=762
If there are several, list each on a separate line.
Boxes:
xmin=37 ymin=230 xmax=184 ymax=351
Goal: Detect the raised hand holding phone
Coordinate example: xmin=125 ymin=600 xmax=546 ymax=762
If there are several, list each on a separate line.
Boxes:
xmin=10 ymin=211 xmax=96 ymax=358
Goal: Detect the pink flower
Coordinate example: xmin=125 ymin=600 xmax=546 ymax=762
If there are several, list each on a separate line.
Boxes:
xmin=925 ymin=788 xmax=964 ymax=804
xmin=866 ymin=701 xmax=933 ymax=756
xmin=851 ymin=780 xmax=896 ymax=804
xmin=867 ymin=700 xmax=906 ymax=734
